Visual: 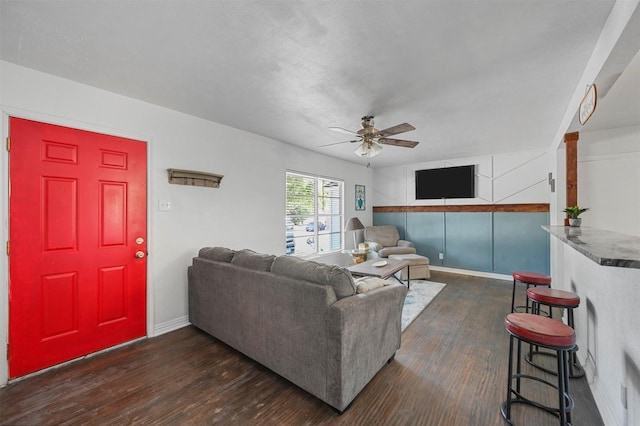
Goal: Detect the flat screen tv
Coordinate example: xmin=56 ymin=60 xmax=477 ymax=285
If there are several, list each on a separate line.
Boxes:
xmin=415 ymin=165 xmax=475 ymax=199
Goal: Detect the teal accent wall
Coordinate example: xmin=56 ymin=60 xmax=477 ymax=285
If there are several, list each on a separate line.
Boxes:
xmin=374 ymin=211 xmax=549 ymax=275
xmin=406 ymin=213 xmax=444 ymax=266
xmin=493 ymin=212 xmax=549 ymax=274
xmin=445 ymin=212 xmax=493 ymax=272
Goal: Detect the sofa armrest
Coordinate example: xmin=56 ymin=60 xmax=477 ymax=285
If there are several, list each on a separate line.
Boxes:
xmin=325 ymin=283 xmax=407 ymax=411
xmin=397 ymin=239 xmax=415 ymax=248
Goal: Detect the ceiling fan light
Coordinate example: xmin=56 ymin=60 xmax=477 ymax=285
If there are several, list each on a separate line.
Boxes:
xmin=354 ymin=142 xmax=383 ymax=158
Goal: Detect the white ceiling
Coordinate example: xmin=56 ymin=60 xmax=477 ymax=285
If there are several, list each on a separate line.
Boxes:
xmin=1 ymin=1 xmax=637 ymax=168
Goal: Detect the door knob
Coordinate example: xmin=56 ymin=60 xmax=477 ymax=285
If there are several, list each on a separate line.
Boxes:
xmin=135 ymin=251 xmax=145 ymax=259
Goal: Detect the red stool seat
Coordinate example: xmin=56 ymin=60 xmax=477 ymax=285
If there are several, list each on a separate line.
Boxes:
xmin=505 ymin=313 xmax=575 ymax=349
xmin=513 ymin=271 xmax=552 ymax=285
xmin=527 ymin=287 xmax=580 ymax=308
xmin=511 ymin=271 xmax=552 ymax=314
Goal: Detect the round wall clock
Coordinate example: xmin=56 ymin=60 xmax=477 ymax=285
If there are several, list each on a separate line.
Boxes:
xmin=579 ymin=84 xmax=597 ymax=125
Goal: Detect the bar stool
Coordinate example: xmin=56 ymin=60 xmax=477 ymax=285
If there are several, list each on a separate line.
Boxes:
xmin=526 ymin=287 xmax=585 ymax=378
xmin=501 ymin=313 xmax=576 ymax=426
xmin=511 ymin=271 xmax=552 ymax=313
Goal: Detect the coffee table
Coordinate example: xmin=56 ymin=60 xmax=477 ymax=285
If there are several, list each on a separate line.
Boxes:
xmin=348 ymin=258 xmax=411 ymax=289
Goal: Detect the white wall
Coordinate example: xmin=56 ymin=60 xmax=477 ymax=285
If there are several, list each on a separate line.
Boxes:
xmin=578 ymin=125 xmax=640 ymax=236
xmin=551 ymin=126 xmax=640 ymax=426
xmin=0 ymin=61 xmax=373 ymax=385
xmin=373 ymin=149 xmax=550 ymax=206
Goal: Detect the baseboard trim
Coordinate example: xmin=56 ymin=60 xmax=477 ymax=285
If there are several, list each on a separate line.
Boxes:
xmin=429 ymin=266 xmax=512 ymax=281
xmin=153 ymin=315 xmax=190 ymax=337
xmin=586 ymin=370 xmax=620 ymax=426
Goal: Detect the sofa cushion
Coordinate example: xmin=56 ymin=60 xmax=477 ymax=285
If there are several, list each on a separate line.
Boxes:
xmin=378 ymin=246 xmax=417 ymax=257
xmin=365 ymin=225 xmax=400 ymax=247
xmin=388 ymin=253 xmax=429 ymax=266
xmin=198 ymin=246 xmax=235 ymax=263
xmin=354 ymin=277 xmax=389 ymax=294
xmin=271 ymin=256 xmax=356 ymax=299
xmin=231 ymin=249 xmax=275 ymax=271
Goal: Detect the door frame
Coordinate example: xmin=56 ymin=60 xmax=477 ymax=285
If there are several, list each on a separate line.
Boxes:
xmin=0 ymin=109 xmax=155 ymax=385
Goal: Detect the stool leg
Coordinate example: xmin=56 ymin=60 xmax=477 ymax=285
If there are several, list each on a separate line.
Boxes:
xmin=505 ymin=335 xmax=515 ymax=421
xmin=553 ymin=346 xmax=576 ymax=426
xmin=557 ymin=348 xmax=567 ymax=425
xmin=565 ymin=348 xmax=573 ymax=425
xmin=529 ymin=300 xmax=539 ymax=361
xmin=516 ymin=337 xmax=523 ymax=394
xmin=511 ymin=279 xmax=517 ymax=313
xmin=525 ymin=284 xmax=531 ymax=313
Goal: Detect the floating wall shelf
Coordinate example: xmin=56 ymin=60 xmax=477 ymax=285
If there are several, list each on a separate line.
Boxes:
xmin=167 ymin=169 xmax=224 ymax=188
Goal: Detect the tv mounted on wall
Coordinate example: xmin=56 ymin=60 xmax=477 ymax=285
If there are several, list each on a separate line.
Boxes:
xmin=415 ymin=165 xmax=475 ymax=199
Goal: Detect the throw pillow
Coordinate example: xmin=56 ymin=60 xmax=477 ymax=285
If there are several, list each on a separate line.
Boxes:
xmin=355 ymin=277 xmax=389 ymax=294
xmin=231 ymin=249 xmax=276 ymax=271
xmin=198 ymin=247 xmax=235 ymax=263
xmin=270 ymin=256 xmax=356 ymax=299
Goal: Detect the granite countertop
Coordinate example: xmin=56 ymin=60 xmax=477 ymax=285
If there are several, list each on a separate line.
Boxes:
xmin=543 ymin=226 xmax=640 ymax=269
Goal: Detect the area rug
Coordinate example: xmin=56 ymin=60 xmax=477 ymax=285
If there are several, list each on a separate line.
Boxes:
xmin=400 ymin=280 xmax=446 ymax=332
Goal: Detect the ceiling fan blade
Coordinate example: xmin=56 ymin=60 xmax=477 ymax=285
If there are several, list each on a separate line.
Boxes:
xmin=318 ymin=139 xmax=360 ymax=148
xmin=377 ymin=138 xmax=419 ymax=148
xmin=376 ymin=123 xmax=415 ymax=138
xmin=328 ymin=126 xmax=359 ymax=136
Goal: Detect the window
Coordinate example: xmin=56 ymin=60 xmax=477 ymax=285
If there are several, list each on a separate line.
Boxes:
xmin=286 ymin=171 xmax=343 ymax=256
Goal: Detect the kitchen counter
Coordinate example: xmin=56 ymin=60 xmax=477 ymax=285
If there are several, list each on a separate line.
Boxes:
xmin=543 ymin=226 xmax=640 ymax=269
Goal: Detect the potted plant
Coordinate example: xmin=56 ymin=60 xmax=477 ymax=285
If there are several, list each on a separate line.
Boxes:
xmin=563 ymin=206 xmax=588 ymax=227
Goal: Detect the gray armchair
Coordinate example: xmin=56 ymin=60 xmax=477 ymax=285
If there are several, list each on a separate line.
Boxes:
xmin=364 ymin=225 xmax=416 ymax=258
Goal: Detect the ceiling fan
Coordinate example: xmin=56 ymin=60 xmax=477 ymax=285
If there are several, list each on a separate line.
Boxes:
xmin=323 ymin=116 xmax=419 ymax=158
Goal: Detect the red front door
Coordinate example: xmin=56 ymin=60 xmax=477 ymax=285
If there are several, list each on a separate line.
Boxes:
xmin=8 ymin=117 xmax=147 ymax=378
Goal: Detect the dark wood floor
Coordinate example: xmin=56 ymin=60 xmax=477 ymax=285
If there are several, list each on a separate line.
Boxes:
xmin=0 ymin=271 xmax=604 ymax=425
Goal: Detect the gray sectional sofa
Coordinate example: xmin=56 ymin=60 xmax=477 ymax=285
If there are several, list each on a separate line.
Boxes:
xmin=188 ymin=247 xmax=408 ymax=412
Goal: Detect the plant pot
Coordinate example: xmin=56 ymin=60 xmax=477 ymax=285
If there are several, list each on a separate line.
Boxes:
xmin=569 ymin=218 xmax=582 ymax=227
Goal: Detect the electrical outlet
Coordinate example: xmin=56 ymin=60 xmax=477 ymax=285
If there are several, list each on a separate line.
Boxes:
xmin=439 ymin=253 xmax=444 ymax=260
xmin=159 ymin=199 xmax=172 ymax=211
xmin=621 ymin=384 xmax=627 ymax=409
